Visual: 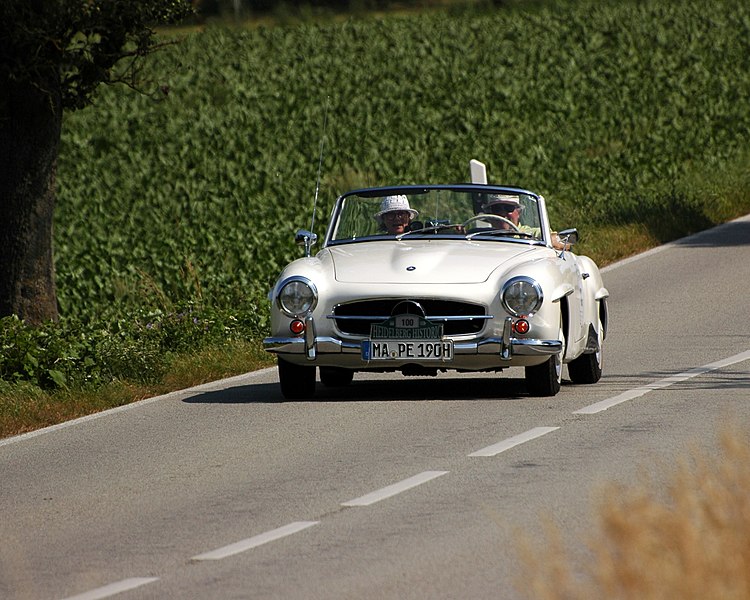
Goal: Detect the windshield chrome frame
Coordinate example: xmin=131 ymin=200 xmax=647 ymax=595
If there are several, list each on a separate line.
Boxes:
xmin=323 ymin=184 xmax=552 ymax=248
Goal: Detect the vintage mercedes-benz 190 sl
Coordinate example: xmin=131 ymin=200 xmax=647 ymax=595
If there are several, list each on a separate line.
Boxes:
xmin=264 ymin=165 xmax=608 ymax=399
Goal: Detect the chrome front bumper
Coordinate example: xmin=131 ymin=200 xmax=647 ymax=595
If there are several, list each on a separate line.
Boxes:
xmin=263 ymin=317 xmax=562 ymax=362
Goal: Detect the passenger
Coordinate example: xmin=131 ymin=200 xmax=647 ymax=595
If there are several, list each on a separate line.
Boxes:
xmin=374 ymin=195 xmax=419 ymax=235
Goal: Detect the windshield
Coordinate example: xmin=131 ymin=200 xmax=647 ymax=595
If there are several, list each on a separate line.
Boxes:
xmin=327 ymin=187 xmax=544 ymax=244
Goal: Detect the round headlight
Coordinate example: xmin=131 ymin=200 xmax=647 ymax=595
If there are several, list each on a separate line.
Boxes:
xmin=277 ymin=277 xmax=317 ymax=316
xmin=502 ymin=277 xmax=542 ymax=316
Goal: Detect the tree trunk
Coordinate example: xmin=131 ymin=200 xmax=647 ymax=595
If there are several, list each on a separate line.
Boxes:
xmin=0 ymin=78 xmax=61 ymax=325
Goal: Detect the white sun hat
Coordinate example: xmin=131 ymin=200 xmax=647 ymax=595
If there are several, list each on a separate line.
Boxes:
xmin=374 ymin=194 xmax=419 ymax=223
xmin=482 ymin=194 xmax=522 ymax=211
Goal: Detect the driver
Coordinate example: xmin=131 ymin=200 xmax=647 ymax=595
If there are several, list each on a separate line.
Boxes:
xmin=374 ymin=195 xmax=419 ymax=235
xmin=482 ymin=194 xmax=529 ymax=231
xmin=482 ymin=194 xmax=568 ymax=250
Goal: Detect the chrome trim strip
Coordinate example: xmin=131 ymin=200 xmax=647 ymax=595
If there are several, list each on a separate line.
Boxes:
xmin=264 ymin=335 xmax=562 ymax=357
xmin=305 ymin=315 xmax=316 ymax=360
xmin=327 ymin=314 xmax=492 ymax=321
xmin=263 ymin=337 xmax=304 ymax=354
xmin=501 ymin=317 xmax=513 ymax=359
xmin=511 ymin=339 xmax=563 ymax=355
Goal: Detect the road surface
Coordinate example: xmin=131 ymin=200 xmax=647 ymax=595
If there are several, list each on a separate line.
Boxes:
xmin=2 ymin=216 xmax=749 ymax=600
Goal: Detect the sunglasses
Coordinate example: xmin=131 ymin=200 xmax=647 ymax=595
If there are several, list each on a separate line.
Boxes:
xmin=489 ymin=203 xmax=519 ymax=213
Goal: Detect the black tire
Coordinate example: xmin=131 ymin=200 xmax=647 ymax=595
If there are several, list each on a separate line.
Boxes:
xmin=319 ymin=366 xmax=354 ymax=387
xmin=526 ymin=323 xmax=565 ymax=397
xmin=278 ymin=357 xmax=316 ymax=400
xmin=568 ymin=327 xmax=603 ymax=384
xmin=567 ymin=352 xmax=602 ymax=384
xmin=525 ymin=352 xmax=562 ymax=397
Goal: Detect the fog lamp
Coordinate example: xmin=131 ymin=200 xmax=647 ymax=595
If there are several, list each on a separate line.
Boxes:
xmin=289 ymin=319 xmax=306 ymax=335
xmin=514 ymin=319 xmax=530 ymax=334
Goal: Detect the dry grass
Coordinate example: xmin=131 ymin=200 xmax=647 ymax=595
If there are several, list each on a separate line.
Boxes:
xmin=161 ymin=339 xmax=274 ymax=389
xmin=575 ymin=224 xmax=661 ymax=267
xmin=0 ymin=382 xmax=153 ymax=438
xmin=519 ymin=429 xmax=750 ymax=599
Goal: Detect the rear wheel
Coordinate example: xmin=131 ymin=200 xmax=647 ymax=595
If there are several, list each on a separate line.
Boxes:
xmin=320 ymin=366 xmax=354 ymax=387
xmin=278 ymin=358 xmax=316 ymax=400
xmin=568 ymin=320 xmax=604 ymax=384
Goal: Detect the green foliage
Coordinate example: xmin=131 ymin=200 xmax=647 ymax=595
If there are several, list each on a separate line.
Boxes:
xmin=0 ymin=303 xmax=268 ymax=390
xmin=0 ymin=0 xmax=193 ymax=110
xmin=4 ymin=0 xmax=750 ymax=392
xmin=55 ymin=0 xmax=750 ymax=321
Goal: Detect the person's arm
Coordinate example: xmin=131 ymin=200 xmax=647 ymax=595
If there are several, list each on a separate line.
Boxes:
xmin=550 ymin=231 xmax=570 ymax=251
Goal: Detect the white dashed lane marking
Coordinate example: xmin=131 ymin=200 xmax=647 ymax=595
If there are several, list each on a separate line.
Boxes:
xmin=192 ymin=521 xmax=320 ymax=561
xmin=468 ymin=427 xmax=560 ymax=457
xmin=574 ymin=349 xmax=750 ymax=415
xmin=61 ymin=577 xmax=159 ymax=600
xmin=342 ymin=471 xmax=449 ymax=507
xmin=41 ymin=345 xmax=750 ymax=597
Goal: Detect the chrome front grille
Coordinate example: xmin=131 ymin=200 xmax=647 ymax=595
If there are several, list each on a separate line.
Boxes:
xmin=331 ymin=299 xmax=488 ymax=336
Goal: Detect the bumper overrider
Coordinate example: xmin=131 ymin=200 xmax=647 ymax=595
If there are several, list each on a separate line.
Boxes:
xmin=263 ymin=316 xmax=562 ymax=363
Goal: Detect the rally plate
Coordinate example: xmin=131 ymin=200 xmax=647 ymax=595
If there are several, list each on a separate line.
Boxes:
xmin=362 ymin=314 xmax=453 ymax=362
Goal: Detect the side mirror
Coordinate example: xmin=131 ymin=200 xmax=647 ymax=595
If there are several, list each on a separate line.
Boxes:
xmin=295 ymin=229 xmax=318 ymax=257
xmin=557 ymin=228 xmax=578 ymax=247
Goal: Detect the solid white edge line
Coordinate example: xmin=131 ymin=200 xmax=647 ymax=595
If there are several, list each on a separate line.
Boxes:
xmin=61 ymin=577 xmax=159 ymax=600
xmin=0 ymin=367 xmax=277 ymax=448
xmin=342 ymin=470 xmax=449 ymax=507
xmin=574 ymin=349 xmax=750 ymax=415
xmin=468 ymin=426 xmax=560 ymax=457
xmin=192 ymin=521 xmax=319 ymax=561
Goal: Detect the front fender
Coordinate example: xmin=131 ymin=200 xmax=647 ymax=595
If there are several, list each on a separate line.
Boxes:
xmin=577 ymin=254 xmax=609 ymax=338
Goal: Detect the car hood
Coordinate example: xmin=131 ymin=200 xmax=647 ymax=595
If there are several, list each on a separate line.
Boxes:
xmin=327 ymin=240 xmax=540 ymax=284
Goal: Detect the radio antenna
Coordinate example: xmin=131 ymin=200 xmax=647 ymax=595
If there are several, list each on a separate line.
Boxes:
xmin=310 ymin=97 xmax=330 ymax=234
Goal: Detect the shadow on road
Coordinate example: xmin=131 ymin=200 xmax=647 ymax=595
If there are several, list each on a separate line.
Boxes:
xmin=598 ymin=368 xmax=750 ymax=391
xmin=182 ymin=374 xmax=533 ymax=404
xmin=674 ymin=220 xmax=750 ymax=248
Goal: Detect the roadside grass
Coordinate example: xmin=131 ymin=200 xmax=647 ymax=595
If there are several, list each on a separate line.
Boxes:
xmin=0 ymin=381 xmax=154 ymax=439
xmin=518 ymin=428 xmax=750 ymax=599
xmin=160 ymin=338 xmax=274 ymax=390
xmin=573 ymin=224 xmax=660 ymax=267
xmin=0 ymin=340 xmax=274 ymax=439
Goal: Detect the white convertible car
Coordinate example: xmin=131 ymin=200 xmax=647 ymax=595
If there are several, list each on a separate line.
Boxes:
xmin=264 ymin=164 xmax=608 ymax=399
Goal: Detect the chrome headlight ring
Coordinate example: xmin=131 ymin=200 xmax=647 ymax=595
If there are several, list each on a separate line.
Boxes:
xmin=276 ymin=276 xmax=318 ymax=317
xmin=501 ymin=276 xmax=543 ymax=317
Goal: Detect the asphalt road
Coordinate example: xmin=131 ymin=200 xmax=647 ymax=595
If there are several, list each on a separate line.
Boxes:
xmin=2 ymin=216 xmax=750 ymax=600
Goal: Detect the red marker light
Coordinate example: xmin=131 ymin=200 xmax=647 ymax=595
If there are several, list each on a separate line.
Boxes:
xmin=514 ymin=319 xmax=530 ymax=334
xmin=289 ymin=319 xmax=305 ymax=335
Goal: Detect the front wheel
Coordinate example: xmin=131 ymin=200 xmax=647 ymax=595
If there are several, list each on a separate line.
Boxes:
xmin=525 ymin=326 xmax=564 ymax=397
xmin=278 ymin=358 xmax=316 ymax=400
xmin=320 ymin=366 xmax=354 ymax=387
xmin=525 ymin=353 xmax=562 ymax=397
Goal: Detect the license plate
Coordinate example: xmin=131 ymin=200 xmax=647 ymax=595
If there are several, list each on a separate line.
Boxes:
xmin=362 ymin=340 xmax=454 ymax=361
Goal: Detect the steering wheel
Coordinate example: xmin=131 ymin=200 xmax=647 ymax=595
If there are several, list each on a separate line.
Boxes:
xmin=462 ymin=213 xmax=520 ymax=233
